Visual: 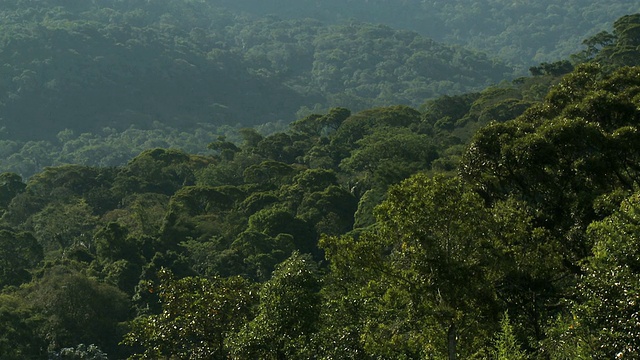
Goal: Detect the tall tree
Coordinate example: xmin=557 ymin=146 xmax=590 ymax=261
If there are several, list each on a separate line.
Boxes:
xmin=573 ymin=192 xmax=640 ymax=358
xmin=26 ymin=267 xmax=130 ymax=357
xmin=322 ymin=174 xmax=500 ymax=359
xmin=0 ymin=293 xmax=47 ymax=359
xmin=0 ymin=229 xmax=43 ymax=287
xmin=228 ymin=252 xmax=321 ymax=359
xmin=123 ymin=270 xmax=257 ymax=359
xmin=0 ymin=172 xmax=26 ymax=211
xmin=462 ymin=63 xmax=640 ymax=265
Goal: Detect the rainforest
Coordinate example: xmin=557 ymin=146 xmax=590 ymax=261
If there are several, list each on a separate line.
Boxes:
xmin=0 ymin=1 xmax=640 ymax=359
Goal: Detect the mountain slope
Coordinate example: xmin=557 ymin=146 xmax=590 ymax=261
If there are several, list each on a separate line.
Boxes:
xmin=0 ymin=0 xmax=511 ymax=141
xmin=219 ymin=0 xmax=640 ymax=68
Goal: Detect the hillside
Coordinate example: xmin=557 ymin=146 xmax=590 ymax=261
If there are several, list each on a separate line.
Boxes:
xmin=219 ymin=0 xmax=640 ymax=68
xmin=0 ymin=0 xmax=510 ymax=143
xmin=1 ymin=4 xmax=640 ymax=360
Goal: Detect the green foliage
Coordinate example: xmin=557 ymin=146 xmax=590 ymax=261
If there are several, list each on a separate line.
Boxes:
xmin=221 ymin=0 xmax=638 ymax=67
xmin=597 ymin=14 xmax=640 ymax=67
xmin=102 ymin=192 xmax=169 ymax=239
xmin=322 ymin=174 xmax=500 ymax=358
xmin=529 ymin=60 xmax=574 ymax=76
xmin=114 ymin=148 xmax=210 ymax=196
xmin=290 ymin=107 xmax=351 ymax=137
xmin=297 ymin=185 xmax=358 ymax=236
xmin=31 ymin=198 xmax=98 ymax=253
xmin=243 ymin=161 xmax=297 ymax=187
xmin=228 ymin=252 xmax=321 ymax=359
xmin=227 ymin=231 xmax=295 ymax=282
xmin=123 ymin=270 xmax=257 ymax=360
xmin=462 ymin=64 xmax=640 ymax=265
xmin=353 ymin=188 xmax=385 ymax=229
xmin=52 ymin=344 xmax=108 ymax=360
xmin=540 ymin=314 xmax=593 ymax=360
xmin=489 ymin=198 xmax=567 ymax=349
xmin=160 ymin=185 xmax=234 ymax=242
xmin=95 ymin=223 xmax=141 ymax=264
xmin=493 ymin=313 xmax=527 ymax=360
xmin=331 ymin=105 xmax=423 ymax=147
xmin=0 ymin=229 xmax=43 ymax=287
xmin=0 ymin=172 xmax=25 ymax=211
xmin=340 ymin=128 xmax=438 ymax=190
xmin=0 ymin=10 xmax=638 ymax=360
xmin=0 ymin=125 xmax=228 ymax=179
xmin=25 ymin=266 xmax=130 ymax=356
xmin=0 ymin=0 xmax=511 ymax=179
xmin=248 ymin=206 xmax=317 ymax=256
xmin=575 ymin=192 xmax=640 ymax=358
xmin=0 ymin=293 xmax=47 ymax=359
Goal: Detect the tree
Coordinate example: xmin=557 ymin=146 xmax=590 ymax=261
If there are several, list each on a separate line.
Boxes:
xmin=528 ymin=60 xmax=573 ymax=76
xmin=101 ymin=192 xmax=169 ymax=239
xmin=52 ymin=344 xmax=108 ymax=360
xmin=339 ymin=128 xmax=438 ymax=191
xmin=489 ymin=198 xmax=566 ymax=352
xmin=0 ymin=229 xmax=43 ymax=287
xmin=573 ymin=192 xmax=640 ymax=358
xmin=228 ymin=252 xmax=321 ymax=359
xmin=123 ymin=270 xmax=257 ymax=360
xmin=421 ymin=93 xmax=479 ymax=129
xmin=297 ymin=185 xmax=358 ymax=236
xmin=255 ymin=133 xmax=302 ymax=163
xmin=113 ymin=148 xmax=209 ymax=196
xmin=227 ymin=231 xmax=295 ymax=281
xmin=31 ymin=198 xmax=98 ymax=252
xmin=581 ymin=30 xmax=615 ymax=59
xmin=160 ymin=185 xmax=235 ymax=243
xmin=208 ymin=135 xmax=241 ymax=160
xmin=0 ymin=172 xmax=26 ymax=211
xmin=95 ymin=222 xmax=140 ymax=263
xmin=460 ymin=64 xmax=640 ymax=353
xmin=290 ymin=107 xmax=351 ymax=137
xmin=243 ymin=161 xmax=297 ymax=187
xmin=322 ymin=174 xmax=499 ymax=359
xmin=0 ymin=293 xmax=47 ymax=359
xmin=493 ymin=313 xmax=527 ymax=360
xmin=247 ymin=206 xmax=317 ymax=256
xmin=599 ymin=14 xmax=640 ymax=67
xmin=25 ymin=267 xmax=130 ymax=356
xmin=238 ymin=128 xmax=265 ymax=150
xmin=462 ymin=64 xmax=640 ymax=266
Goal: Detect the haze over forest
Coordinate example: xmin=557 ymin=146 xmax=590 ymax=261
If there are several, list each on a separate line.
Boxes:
xmin=0 ymin=0 xmax=636 ymax=177
xmin=0 ymin=0 xmax=640 ymax=359
xmin=220 ymin=0 xmax=639 ymax=65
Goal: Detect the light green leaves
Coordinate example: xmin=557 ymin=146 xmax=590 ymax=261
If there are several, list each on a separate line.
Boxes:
xmin=123 ymin=271 xmax=257 ymax=360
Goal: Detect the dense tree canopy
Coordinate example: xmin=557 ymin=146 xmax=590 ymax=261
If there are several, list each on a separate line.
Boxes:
xmin=218 ymin=0 xmax=639 ymax=67
xmin=0 ymin=8 xmax=639 ymax=360
xmin=0 ymin=0 xmax=509 ymax=142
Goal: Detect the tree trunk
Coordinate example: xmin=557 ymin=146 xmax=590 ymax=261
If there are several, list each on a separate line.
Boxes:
xmin=448 ymin=323 xmax=457 ymax=360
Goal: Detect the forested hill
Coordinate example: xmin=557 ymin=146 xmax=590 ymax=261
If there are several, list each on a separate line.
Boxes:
xmin=219 ymin=0 xmax=640 ymax=68
xmin=0 ymin=0 xmax=510 ymax=142
xmin=0 ymin=12 xmax=639 ymax=359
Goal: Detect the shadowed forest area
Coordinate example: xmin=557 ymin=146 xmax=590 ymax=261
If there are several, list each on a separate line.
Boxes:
xmin=1 ymin=1 xmax=640 ymax=359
